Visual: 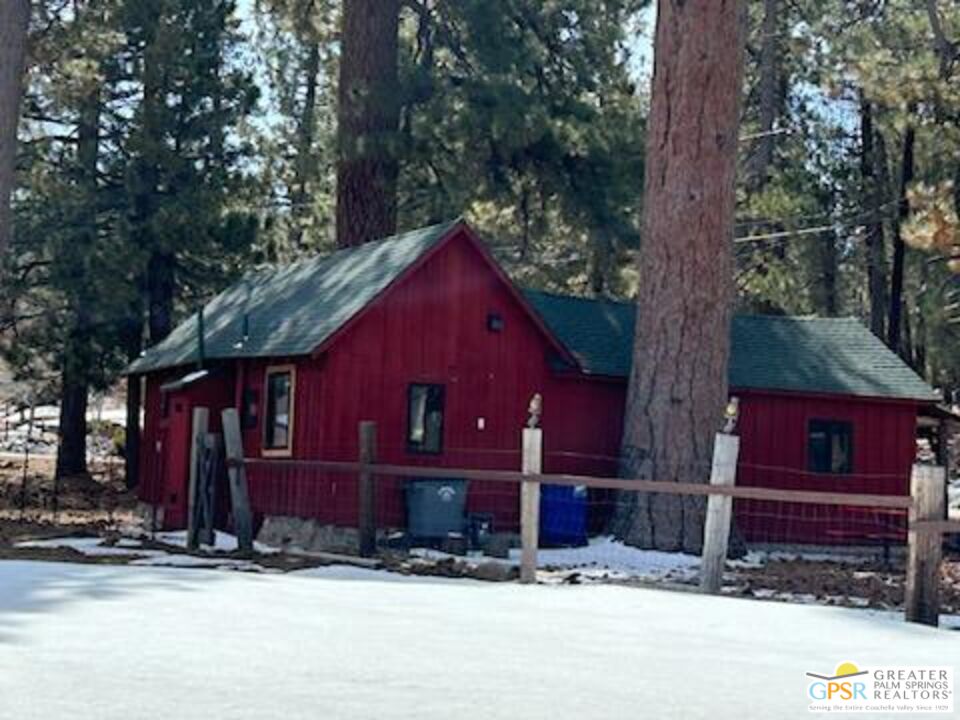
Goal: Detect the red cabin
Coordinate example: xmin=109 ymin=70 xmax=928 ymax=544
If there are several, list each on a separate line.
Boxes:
xmin=127 ymin=219 xmax=939 ymax=545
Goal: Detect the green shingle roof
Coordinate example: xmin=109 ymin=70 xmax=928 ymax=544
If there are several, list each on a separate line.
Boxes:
xmin=128 ymin=218 xmax=938 ymax=404
xmin=127 ymin=219 xmax=461 ymax=374
xmin=523 ymin=290 xmax=939 ymax=402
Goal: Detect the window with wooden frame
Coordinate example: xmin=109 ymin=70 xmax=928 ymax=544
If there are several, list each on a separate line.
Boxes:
xmin=263 ymin=365 xmax=296 ymax=456
xmin=807 ymin=419 xmax=853 ymax=474
xmin=407 ymin=383 xmax=445 ymax=454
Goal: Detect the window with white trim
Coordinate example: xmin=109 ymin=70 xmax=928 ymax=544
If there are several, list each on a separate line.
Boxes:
xmin=264 ymin=366 xmax=295 ymax=453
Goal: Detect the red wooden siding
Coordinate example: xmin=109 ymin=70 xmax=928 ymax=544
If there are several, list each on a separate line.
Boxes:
xmin=239 ymin=230 xmax=626 ymax=534
xmin=734 ymin=390 xmax=918 ymax=544
xmin=139 ymin=368 xmax=234 ymax=528
xmin=137 ymin=227 xmax=924 ymax=545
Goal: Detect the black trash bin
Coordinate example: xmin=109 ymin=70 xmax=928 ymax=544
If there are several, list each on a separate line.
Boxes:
xmin=405 ymin=478 xmax=469 ymax=541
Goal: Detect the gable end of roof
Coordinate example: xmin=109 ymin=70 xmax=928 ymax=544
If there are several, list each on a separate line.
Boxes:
xmin=126 ymin=219 xmax=463 ymax=375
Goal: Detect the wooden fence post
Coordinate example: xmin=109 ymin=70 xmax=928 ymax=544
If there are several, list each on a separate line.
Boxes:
xmin=520 ymin=427 xmax=543 ymax=584
xmin=699 ymin=432 xmax=740 ymax=594
xmin=20 ymin=403 xmax=34 ymax=521
xmin=358 ymin=421 xmax=377 ymax=557
xmin=222 ymin=408 xmax=254 ymax=555
xmin=186 ymin=407 xmax=209 ymax=551
xmin=905 ymin=464 xmax=946 ymax=626
xmin=197 ymin=433 xmax=221 ymax=547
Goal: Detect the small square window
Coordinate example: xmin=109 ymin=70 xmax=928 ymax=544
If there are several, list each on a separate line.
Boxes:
xmin=807 ymin=419 xmax=853 ymax=474
xmin=407 ymin=384 xmax=444 ymax=454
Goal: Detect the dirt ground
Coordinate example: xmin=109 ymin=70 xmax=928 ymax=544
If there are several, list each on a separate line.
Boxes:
xmin=726 ymin=555 xmax=960 ymax=614
xmin=0 ymin=453 xmax=138 ymax=542
xmin=0 ymin=456 xmax=333 ymax=572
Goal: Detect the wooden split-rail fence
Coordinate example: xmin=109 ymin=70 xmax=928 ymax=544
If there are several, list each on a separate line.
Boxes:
xmin=187 ymin=409 xmax=960 ymax=627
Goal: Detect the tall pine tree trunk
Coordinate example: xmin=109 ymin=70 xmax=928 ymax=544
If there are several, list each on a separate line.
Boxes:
xmin=56 ymin=81 xmax=100 ymax=479
xmin=125 ymin=10 xmax=165 ymax=486
xmin=290 ymin=35 xmax=321 ymax=250
xmin=0 ymin=0 xmax=29 ymax=256
xmin=147 ymin=250 xmax=175 ymax=344
xmin=56 ymin=362 xmax=89 ymax=478
xmin=335 ymin=0 xmax=400 ymax=248
xmin=614 ymin=0 xmax=746 ymax=553
xmin=813 ymin=231 xmax=839 ymax=316
xmin=745 ymin=0 xmax=780 ymax=191
xmin=124 ymin=380 xmax=141 ymax=484
xmin=589 ymin=233 xmax=612 ymax=295
xmin=888 ymin=121 xmax=915 ymax=355
xmin=124 ymin=320 xmax=143 ymax=489
xmin=859 ymin=94 xmax=887 ymax=338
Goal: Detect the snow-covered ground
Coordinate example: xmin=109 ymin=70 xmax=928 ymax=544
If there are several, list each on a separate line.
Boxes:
xmin=15 ymin=531 xmax=282 ymax=571
xmin=0 ymin=560 xmax=955 ymax=719
xmin=0 ymin=401 xmax=128 ymax=457
xmin=16 ymin=532 xmax=701 ymax=580
xmin=413 ymin=535 xmax=701 ymax=582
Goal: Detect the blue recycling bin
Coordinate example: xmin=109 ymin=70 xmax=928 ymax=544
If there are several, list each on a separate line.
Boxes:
xmin=539 ymin=484 xmax=588 ymax=547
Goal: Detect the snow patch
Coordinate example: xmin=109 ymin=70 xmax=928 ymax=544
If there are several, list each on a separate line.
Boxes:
xmin=15 ymin=537 xmax=165 ymax=558
xmin=14 ymin=534 xmax=275 ymax=572
xmin=153 ymin=530 xmax=280 ymax=555
xmin=129 ymin=555 xmax=275 ymax=571
xmin=0 ymin=560 xmax=955 ymax=719
xmin=734 ymin=549 xmax=879 ymax=568
xmin=411 ymin=535 xmax=700 ymax=582
xmin=533 ymin=536 xmax=700 ymax=580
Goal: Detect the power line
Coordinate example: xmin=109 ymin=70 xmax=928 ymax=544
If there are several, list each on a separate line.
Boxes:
xmin=739 ymin=128 xmax=793 ymax=142
xmin=735 ymin=223 xmax=854 ymax=244
xmin=735 ymin=198 xmax=899 ymax=229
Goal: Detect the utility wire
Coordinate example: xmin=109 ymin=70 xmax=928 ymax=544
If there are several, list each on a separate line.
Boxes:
xmin=735 ymin=198 xmax=900 ymax=229
xmin=739 ymin=128 xmax=792 ymax=142
xmin=735 ymin=221 xmax=865 ymax=244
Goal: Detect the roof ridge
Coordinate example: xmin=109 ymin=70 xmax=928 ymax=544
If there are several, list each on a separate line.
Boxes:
xmin=251 ymin=217 xmax=464 ymax=277
xmin=523 ymin=287 xmax=634 ymax=308
xmin=523 ymin=290 xmax=866 ymax=324
xmin=524 ymin=290 xmax=936 ymax=401
xmin=734 ymin=314 xmax=863 ymax=322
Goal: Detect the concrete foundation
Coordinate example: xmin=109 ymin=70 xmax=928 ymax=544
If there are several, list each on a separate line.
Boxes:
xmin=257 ymin=515 xmax=365 ymax=555
xmin=133 ymin=502 xmax=164 ymax=532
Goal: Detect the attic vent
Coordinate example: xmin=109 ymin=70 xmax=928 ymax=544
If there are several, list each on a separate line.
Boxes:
xmin=487 ymin=313 xmax=504 ymax=332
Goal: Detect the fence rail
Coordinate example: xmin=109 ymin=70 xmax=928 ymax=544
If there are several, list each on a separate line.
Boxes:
xmin=242 ymin=457 xmax=916 ymax=510
xmin=209 ymin=415 xmax=960 ymax=627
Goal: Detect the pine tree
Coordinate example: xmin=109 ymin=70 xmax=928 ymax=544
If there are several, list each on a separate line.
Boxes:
xmin=614 ymin=0 xmax=746 ymax=552
xmin=256 ymin=0 xmax=648 ymax=289
xmin=2 ymin=1 xmax=131 ymax=478
xmin=335 ymin=0 xmax=401 ymax=247
xmin=251 ymin=0 xmax=339 ymax=257
xmin=118 ymin=0 xmax=259 ymax=484
xmin=0 ymin=0 xmax=30 ymax=256
xmin=395 ymin=0 xmax=648 ymax=293
xmin=2 ymin=0 xmax=259 ymax=484
xmin=122 ymin=0 xmax=259 ymax=343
